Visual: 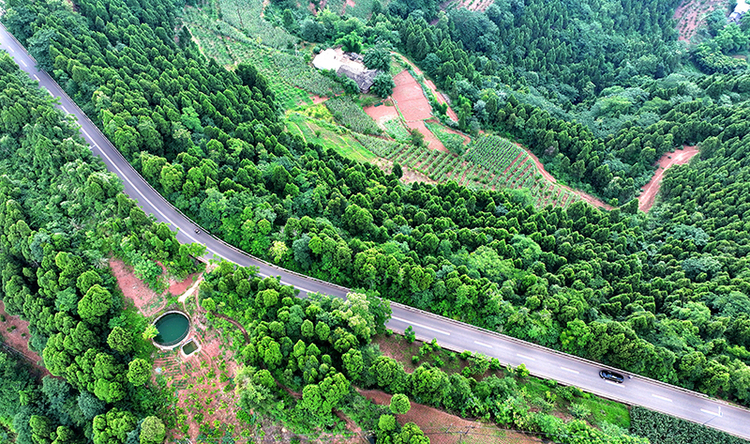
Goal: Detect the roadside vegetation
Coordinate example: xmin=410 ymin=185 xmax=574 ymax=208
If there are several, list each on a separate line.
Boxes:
xmin=0 ymin=50 xmax=203 ymax=443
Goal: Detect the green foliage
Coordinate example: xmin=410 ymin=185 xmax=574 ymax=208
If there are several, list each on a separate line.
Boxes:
xmin=389 ymin=394 xmax=411 ymax=415
xmin=630 ymin=407 xmax=750 ymax=444
xmin=326 ymin=97 xmax=382 ymax=135
xmin=371 ymin=73 xmax=395 ymax=99
xmin=363 ymin=44 xmax=392 ymax=72
xmin=127 ymin=358 xmax=152 ymax=387
xmin=139 ymin=416 xmax=166 ymax=444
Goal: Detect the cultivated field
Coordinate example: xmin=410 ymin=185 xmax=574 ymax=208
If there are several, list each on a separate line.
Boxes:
xmin=358 ymin=133 xmax=580 ymax=208
xmin=673 ymin=0 xmax=727 ymax=42
xmin=183 ymin=4 xmax=342 ymax=109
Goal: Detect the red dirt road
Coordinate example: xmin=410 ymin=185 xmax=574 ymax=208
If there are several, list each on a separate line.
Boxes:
xmin=639 ymin=145 xmax=699 ymax=212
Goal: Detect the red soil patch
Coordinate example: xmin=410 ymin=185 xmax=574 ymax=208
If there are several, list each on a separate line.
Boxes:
xmin=0 ymin=300 xmax=49 ymax=377
xmin=639 ymin=145 xmax=699 ymax=212
xmin=397 ymin=56 xmax=459 ymax=121
xmin=109 ymin=258 xmax=202 ymax=317
xmin=364 ymin=100 xmax=400 ymax=121
xmin=389 ymin=70 xmax=449 ymax=152
xmin=673 ymin=0 xmax=725 ymax=42
xmin=310 ymin=94 xmax=328 ymax=105
xmin=392 ymin=70 xmax=433 ymax=121
xmin=153 ymin=330 xmax=244 ymax=442
xmin=359 ymin=389 xmax=543 ymax=444
xmin=411 ymin=120 xmax=448 ymax=153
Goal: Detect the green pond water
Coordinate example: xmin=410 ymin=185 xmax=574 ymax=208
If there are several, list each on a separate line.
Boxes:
xmin=182 ymin=340 xmax=198 ymax=355
xmin=154 ymin=312 xmax=190 ymax=346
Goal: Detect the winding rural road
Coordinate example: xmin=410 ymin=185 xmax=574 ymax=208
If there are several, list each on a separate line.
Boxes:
xmin=1 ymin=23 xmax=749 ymax=440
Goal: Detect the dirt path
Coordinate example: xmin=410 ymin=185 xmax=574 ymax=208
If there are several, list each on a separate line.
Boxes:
xmin=639 ymin=145 xmax=699 ymax=212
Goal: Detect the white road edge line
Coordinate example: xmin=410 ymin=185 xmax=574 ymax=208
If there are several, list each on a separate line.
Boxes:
xmin=391 ymin=316 xmax=450 ymax=336
xmin=473 ymin=340 xmax=493 ymax=349
xmin=652 ymin=394 xmax=673 ymax=402
xmin=516 ymin=353 xmax=536 ymax=361
xmin=33 ymin=74 xmax=39 ymax=81
xmin=61 ymin=106 xmax=69 ymax=114
xmin=560 ymin=367 xmax=579 ymax=374
xmin=76 ymin=114 xmax=201 ymax=246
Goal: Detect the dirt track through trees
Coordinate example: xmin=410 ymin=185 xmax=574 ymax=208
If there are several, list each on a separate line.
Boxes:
xmin=639 ymin=146 xmax=699 ymax=212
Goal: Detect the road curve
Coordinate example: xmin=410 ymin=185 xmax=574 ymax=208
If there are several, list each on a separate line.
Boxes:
xmin=1 ymin=23 xmax=749 ymax=440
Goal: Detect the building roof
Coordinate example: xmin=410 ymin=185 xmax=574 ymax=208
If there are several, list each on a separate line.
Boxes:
xmin=312 ymin=48 xmax=342 ymax=71
xmin=336 ymin=65 xmax=380 ymax=92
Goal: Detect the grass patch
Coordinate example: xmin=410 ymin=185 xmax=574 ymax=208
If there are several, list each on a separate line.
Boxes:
xmin=325 ymin=96 xmax=382 ymax=135
xmin=581 ymin=396 xmax=631 ymax=429
xmin=286 ymin=112 xmax=377 ymax=163
xmin=382 ymin=117 xmax=411 ymax=142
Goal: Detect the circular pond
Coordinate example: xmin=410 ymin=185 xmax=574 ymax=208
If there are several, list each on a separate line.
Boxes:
xmin=153 ymin=312 xmax=190 ymax=347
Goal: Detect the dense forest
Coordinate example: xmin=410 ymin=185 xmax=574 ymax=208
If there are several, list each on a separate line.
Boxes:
xmin=198 ymin=261 xmax=649 ymax=443
xmin=0 ymin=50 xmax=202 ymax=442
xmin=286 ymin=0 xmax=750 ymax=201
xmin=3 ymin=0 xmax=750 ymax=441
xmin=5 ymin=0 xmax=750 ymax=411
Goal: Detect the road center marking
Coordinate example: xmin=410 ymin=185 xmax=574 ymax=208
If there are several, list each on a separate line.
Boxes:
xmin=19 ymin=59 xmax=26 ymax=67
xmin=560 ymin=367 xmax=579 ymax=374
xmin=700 ymin=408 xmax=722 ymax=416
xmin=473 ymin=340 xmax=493 ymax=349
xmin=652 ymin=394 xmax=673 ymax=402
xmin=391 ymin=316 xmax=450 ymax=336
xmin=33 ymin=74 xmax=39 ymax=81
xmin=516 ymin=353 xmax=536 ymax=361
xmin=61 ymin=105 xmax=69 ymax=114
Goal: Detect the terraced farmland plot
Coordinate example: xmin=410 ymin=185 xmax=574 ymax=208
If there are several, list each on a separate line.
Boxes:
xmin=218 ymin=0 xmax=296 ymax=49
xmin=184 ymin=6 xmax=341 ymax=110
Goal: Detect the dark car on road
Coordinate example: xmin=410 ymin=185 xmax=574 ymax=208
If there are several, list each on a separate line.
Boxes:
xmin=599 ymin=369 xmax=625 ymax=383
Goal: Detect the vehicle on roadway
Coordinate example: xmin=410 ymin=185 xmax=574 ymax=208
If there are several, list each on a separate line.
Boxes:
xmin=599 ymin=369 xmax=625 ymax=383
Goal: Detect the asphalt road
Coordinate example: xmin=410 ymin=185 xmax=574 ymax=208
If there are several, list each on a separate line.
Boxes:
xmin=2 ymin=23 xmax=749 ymax=440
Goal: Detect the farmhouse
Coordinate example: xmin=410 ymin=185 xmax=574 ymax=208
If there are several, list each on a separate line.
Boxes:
xmin=730 ymin=0 xmax=749 ymax=24
xmin=312 ymin=48 xmax=380 ymax=93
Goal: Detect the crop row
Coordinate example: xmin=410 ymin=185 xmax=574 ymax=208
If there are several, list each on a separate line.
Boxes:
xmin=218 ymin=0 xmax=296 ymax=49
xmin=326 ymin=97 xmax=382 ymax=136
